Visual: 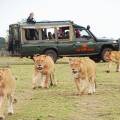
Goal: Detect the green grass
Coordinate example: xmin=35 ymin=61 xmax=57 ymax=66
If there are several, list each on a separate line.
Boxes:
xmin=1 ymin=57 xmax=120 ymax=120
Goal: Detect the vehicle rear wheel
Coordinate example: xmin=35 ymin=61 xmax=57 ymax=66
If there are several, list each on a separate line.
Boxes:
xmin=44 ymin=50 xmax=58 ymax=63
xmin=101 ymin=48 xmax=113 ymax=62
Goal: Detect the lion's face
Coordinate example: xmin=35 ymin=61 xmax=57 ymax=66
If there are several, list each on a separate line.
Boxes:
xmin=33 ymin=55 xmax=47 ymax=71
xmin=69 ymin=59 xmax=81 ymax=79
xmin=105 ymin=51 xmax=120 ymax=61
xmin=104 ymin=51 xmax=111 ymax=61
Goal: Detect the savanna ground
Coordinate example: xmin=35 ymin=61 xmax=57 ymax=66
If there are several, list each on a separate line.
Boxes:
xmin=1 ymin=57 xmax=120 ymax=120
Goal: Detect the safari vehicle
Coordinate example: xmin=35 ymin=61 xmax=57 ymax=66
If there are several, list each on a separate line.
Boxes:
xmin=8 ymin=20 xmax=120 ymax=62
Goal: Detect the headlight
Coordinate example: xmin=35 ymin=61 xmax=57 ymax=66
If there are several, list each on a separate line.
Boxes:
xmin=113 ymin=40 xmax=117 ymax=43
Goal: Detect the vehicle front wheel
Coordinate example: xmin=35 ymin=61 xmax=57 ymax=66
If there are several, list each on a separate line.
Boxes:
xmin=101 ymin=48 xmax=113 ymax=62
xmin=44 ymin=50 xmax=58 ymax=63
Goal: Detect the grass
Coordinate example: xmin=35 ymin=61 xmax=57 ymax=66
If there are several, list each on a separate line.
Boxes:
xmin=1 ymin=57 xmax=120 ymax=120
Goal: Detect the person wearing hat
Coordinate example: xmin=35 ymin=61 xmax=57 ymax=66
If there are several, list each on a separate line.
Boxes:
xmin=26 ymin=12 xmax=37 ymax=40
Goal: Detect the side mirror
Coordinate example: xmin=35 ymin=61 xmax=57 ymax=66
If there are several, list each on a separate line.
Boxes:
xmin=87 ymin=25 xmax=90 ymax=30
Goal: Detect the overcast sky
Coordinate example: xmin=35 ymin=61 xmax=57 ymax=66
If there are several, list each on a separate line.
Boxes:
xmin=0 ymin=0 xmax=120 ymax=39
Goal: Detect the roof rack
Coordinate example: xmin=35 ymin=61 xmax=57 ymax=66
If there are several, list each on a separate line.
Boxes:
xmin=35 ymin=20 xmax=73 ymax=24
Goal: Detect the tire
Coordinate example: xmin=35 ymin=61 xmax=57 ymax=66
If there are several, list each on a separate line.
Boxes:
xmin=101 ymin=48 xmax=113 ymax=62
xmin=44 ymin=50 xmax=58 ymax=63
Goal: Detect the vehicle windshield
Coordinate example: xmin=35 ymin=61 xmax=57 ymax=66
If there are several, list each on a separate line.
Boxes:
xmin=74 ymin=28 xmax=92 ymax=39
xmin=73 ymin=24 xmax=96 ymax=40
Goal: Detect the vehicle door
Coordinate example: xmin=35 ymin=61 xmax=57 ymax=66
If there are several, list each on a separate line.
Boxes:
xmin=73 ymin=28 xmax=98 ymax=56
xmin=57 ymin=26 xmax=75 ymax=55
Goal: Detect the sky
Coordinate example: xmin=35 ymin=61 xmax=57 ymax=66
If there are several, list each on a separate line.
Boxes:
xmin=0 ymin=0 xmax=120 ymax=39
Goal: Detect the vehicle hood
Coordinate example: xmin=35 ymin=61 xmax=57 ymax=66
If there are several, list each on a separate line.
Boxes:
xmin=96 ymin=37 xmax=116 ymax=42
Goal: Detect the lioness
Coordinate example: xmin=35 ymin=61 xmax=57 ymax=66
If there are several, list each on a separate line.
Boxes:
xmin=69 ymin=58 xmax=96 ymax=95
xmin=105 ymin=51 xmax=120 ymax=73
xmin=32 ymin=55 xmax=57 ymax=89
xmin=0 ymin=68 xmax=16 ymax=120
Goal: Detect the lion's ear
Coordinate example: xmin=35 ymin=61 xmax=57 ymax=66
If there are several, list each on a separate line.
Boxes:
xmin=69 ymin=58 xmax=73 ymax=64
xmin=33 ymin=56 xmax=36 ymax=61
xmin=106 ymin=51 xmax=111 ymax=57
xmin=44 ymin=55 xmax=47 ymax=57
xmin=33 ymin=54 xmax=39 ymax=61
xmin=107 ymin=51 xmax=112 ymax=55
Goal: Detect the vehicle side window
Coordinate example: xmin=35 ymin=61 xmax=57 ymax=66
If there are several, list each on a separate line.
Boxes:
xmin=25 ymin=29 xmax=39 ymax=40
xmin=41 ymin=28 xmax=55 ymax=40
xmin=57 ymin=26 xmax=70 ymax=39
xmin=75 ymin=28 xmax=91 ymax=40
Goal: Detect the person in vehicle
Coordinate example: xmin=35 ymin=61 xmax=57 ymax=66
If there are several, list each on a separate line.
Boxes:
xmin=65 ymin=31 xmax=69 ymax=39
xmin=75 ymin=29 xmax=81 ymax=38
xmin=27 ymin=12 xmax=36 ymax=24
xmin=26 ymin=12 xmax=37 ymax=40
xmin=57 ymin=28 xmax=64 ymax=39
xmin=48 ymin=32 xmax=54 ymax=39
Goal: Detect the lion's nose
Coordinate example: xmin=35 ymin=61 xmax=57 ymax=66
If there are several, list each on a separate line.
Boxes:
xmin=72 ymin=69 xmax=77 ymax=74
xmin=72 ymin=69 xmax=75 ymax=71
xmin=38 ymin=65 xmax=42 ymax=67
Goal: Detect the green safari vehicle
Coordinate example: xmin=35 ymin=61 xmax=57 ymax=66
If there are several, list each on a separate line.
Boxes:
xmin=8 ymin=20 xmax=120 ymax=62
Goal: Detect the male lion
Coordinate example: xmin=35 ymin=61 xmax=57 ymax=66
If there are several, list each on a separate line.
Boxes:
xmin=32 ymin=55 xmax=57 ymax=89
xmin=69 ymin=58 xmax=96 ymax=95
xmin=0 ymin=68 xmax=16 ymax=120
xmin=105 ymin=51 xmax=120 ymax=73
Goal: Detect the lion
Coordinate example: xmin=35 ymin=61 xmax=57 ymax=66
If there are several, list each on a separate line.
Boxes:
xmin=69 ymin=57 xmax=96 ymax=95
xmin=0 ymin=68 xmax=16 ymax=120
xmin=105 ymin=51 xmax=120 ymax=73
xmin=32 ymin=55 xmax=57 ymax=89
